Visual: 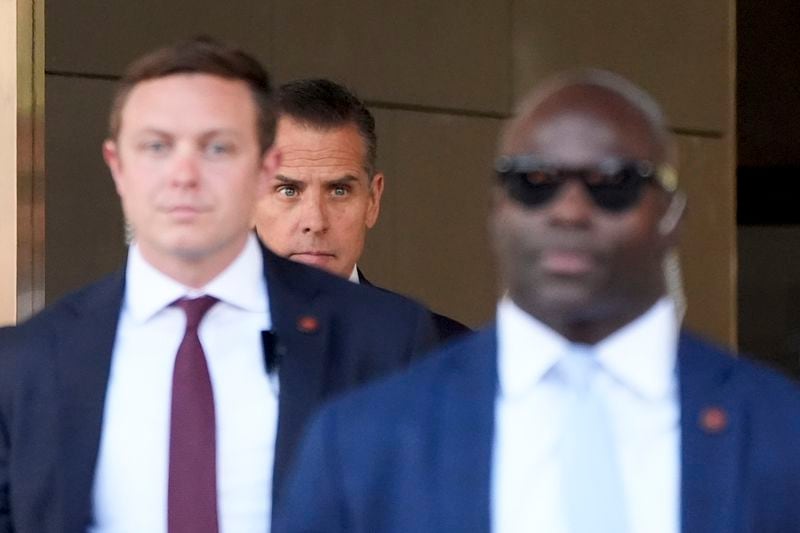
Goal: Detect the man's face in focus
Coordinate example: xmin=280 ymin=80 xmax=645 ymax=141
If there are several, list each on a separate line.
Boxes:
xmin=255 ymin=117 xmax=383 ymax=278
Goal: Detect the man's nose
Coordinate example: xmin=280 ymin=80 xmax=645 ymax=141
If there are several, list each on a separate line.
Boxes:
xmin=547 ymin=179 xmax=594 ymax=227
xmin=300 ymin=193 xmax=329 ymax=234
xmin=170 ymin=149 xmax=202 ymax=188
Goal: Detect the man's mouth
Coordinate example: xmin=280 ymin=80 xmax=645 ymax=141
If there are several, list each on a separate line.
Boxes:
xmin=539 ymin=249 xmax=596 ymax=275
xmin=289 ymin=251 xmax=336 ymax=266
xmin=163 ymin=205 xmax=210 ymax=220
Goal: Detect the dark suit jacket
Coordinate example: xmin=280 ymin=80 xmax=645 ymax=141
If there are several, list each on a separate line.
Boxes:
xmin=276 ymin=327 xmax=800 ymax=533
xmin=0 ymin=245 xmax=436 ymax=533
xmin=357 ymin=269 xmax=471 ymax=343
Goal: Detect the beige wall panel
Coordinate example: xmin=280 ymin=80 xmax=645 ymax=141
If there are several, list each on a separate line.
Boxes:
xmin=676 ymin=134 xmax=735 ymax=346
xmin=0 ymin=3 xmax=18 ymax=324
xmin=359 ymin=109 xmax=504 ymax=328
xmin=46 ymin=1 xmax=273 ymax=75
xmin=272 ymin=0 xmax=511 ymax=114
xmin=45 ymin=75 xmax=126 ymax=303
xmin=512 ymin=0 xmax=731 ymax=133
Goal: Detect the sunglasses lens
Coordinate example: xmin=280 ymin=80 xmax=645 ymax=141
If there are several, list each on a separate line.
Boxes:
xmin=502 ymin=172 xmax=561 ymax=207
xmin=587 ymin=167 xmax=646 ymax=212
xmin=497 ymin=161 xmax=652 ymax=212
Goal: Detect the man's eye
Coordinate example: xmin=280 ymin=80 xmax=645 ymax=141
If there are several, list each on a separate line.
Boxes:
xmin=142 ymin=141 xmax=169 ymax=153
xmin=331 ymin=185 xmax=349 ymax=197
xmin=278 ymin=185 xmax=298 ymax=198
xmin=206 ymin=142 xmax=233 ymax=156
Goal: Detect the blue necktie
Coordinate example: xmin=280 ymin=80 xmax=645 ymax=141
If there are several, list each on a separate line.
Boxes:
xmin=559 ymin=345 xmax=629 ymax=533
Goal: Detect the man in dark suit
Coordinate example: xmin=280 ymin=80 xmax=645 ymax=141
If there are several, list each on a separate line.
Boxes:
xmin=253 ymin=78 xmax=470 ymax=342
xmin=0 ymin=38 xmax=434 ymax=533
xmin=275 ymin=70 xmax=800 ymax=533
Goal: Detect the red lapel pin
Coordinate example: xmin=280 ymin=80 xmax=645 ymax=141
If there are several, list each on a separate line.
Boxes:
xmin=699 ymin=406 xmax=728 ymax=434
xmin=297 ymin=315 xmax=320 ymax=334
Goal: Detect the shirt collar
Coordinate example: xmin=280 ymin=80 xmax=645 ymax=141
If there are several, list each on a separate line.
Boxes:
xmin=594 ymin=298 xmax=678 ymax=400
xmin=497 ymin=297 xmax=569 ymax=398
xmin=497 ymin=296 xmax=678 ymax=401
xmin=349 ymin=265 xmax=360 ymax=283
xmin=124 ymin=233 xmax=268 ymax=322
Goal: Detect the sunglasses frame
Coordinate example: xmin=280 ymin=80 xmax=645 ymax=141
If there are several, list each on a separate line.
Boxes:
xmin=494 ymin=154 xmax=678 ymax=212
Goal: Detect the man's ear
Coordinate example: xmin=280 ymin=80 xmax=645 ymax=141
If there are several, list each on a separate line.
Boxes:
xmin=103 ymin=139 xmax=125 ymax=196
xmin=658 ymin=191 xmax=686 ymax=243
xmin=365 ymin=172 xmax=384 ymax=228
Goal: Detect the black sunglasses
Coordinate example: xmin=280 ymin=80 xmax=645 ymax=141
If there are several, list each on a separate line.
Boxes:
xmin=494 ymin=154 xmax=678 ymax=212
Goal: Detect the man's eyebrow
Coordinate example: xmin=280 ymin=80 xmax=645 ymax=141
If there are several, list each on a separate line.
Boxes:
xmin=328 ymin=175 xmax=360 ymax=185
xmin=133 ymin=128 xmax=240 ymax=138
xmin=275 ymin=174 xmax=305 ymax=186
xmin=274 ymin=174 xmax=362 ymax=186
xmin=199 ymin=129 xmax=241 ymax=139
xmin=134 ymin=128 xmax=170 ymax=137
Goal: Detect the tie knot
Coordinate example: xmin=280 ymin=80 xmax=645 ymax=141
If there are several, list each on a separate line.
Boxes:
xmin=175 ymin=295 xmax=218 ymax=330
xmin=558 ymin=345 xmax=599 ymax=390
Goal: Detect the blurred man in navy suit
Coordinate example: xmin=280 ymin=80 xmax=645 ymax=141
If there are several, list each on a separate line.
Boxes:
xmin=276 ymin=70 xmax=800 ymax=533
xmin=0 ymin=38 xmax=435 ymax=533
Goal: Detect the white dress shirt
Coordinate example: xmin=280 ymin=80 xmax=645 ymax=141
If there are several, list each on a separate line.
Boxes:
xmin=492 ymin=297 xmax=680 ymax=533
xmin=91 ymin=234 xmax=276 ymax=533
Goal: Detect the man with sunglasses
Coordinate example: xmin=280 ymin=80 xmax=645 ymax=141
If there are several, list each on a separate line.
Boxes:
xmin=275 ymin=70 xmax=800 ymax=533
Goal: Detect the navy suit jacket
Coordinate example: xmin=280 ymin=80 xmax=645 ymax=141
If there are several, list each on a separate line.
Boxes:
xmin=357 ymin=269 xmax=471 ymax=343
xmin=0 ymin=245 xmax=436 ymax=533
xmin=276 ymin=327 xmax=800 ymax=533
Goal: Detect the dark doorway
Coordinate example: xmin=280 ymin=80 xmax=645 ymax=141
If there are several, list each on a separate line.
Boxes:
xmin=737 ymin=0 xmax=800 ymax=378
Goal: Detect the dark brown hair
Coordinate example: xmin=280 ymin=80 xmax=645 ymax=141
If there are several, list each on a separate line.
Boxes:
xmin=108 ymin=36 xmax=276 ymax=152
xmin=277 ymin=78 xmax=377 ymax=176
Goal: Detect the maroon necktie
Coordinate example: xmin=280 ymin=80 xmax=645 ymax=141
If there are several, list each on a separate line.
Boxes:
xmin=168 ymin=296 xmax=220 ymax=533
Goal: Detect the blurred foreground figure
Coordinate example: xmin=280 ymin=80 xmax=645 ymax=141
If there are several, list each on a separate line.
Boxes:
xmin=275 ymin=70 xmax=800 ymax=533
xmin=0 ymin=38 xmax=435 ymax=533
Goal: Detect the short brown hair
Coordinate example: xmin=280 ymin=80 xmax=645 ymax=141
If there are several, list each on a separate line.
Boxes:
xmin=108 ymin=36 xmax=276 ymax=152
xmin=277 ymin=79 xmax=377 ymax=176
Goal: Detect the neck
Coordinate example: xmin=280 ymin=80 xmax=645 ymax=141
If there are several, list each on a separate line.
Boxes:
xmin=516 ymin=290 xmax=666 ymax=346
xmin=558 ymin=300 xmax=658 ymax=345
xmin=135 ymin=235 xmax=249 ymax=289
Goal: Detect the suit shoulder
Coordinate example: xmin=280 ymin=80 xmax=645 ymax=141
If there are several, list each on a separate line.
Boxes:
xmin=333 ymin=275 xmax=429 ymax=317
xmin=357 ymin=275 xmax=471 ymax=341
xmin=268 ymin=251 xmax=428 ymax=316
xmin=17 ymin=271 xmax=123 ymax=329
xmin=681 ymin=331 xmax=800 ymax=411
xmin=323 ymin=327 xmax=494 ymax=417
xmin=431 ymin=311 xmax=471 ymax=341
xmin=0 ymin=272 xmax=123 ymax=373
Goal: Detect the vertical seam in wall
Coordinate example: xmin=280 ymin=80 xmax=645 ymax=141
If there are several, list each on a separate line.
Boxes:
xmin=268 ymin=0 xmax=275 ymax=77
xmin=507 ymin=0 xmax=515 ymax=113
xmin=729 ymin=0 xmax=739 ymax=347
xmin=34 ymin=0 xmax=45 ymax=311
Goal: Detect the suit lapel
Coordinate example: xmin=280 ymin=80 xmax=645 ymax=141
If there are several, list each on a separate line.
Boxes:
xmin=356 ymin=268 xmax=370 ymax=286
xmin=437 ymin=327 xmax=497 ymax=532
xmin=678 ymin=332 xmax=743 ymax=533
xmin=263 ymin=248 xmax=331 ymax=498
xmin=54 ymin=272 xmax=125 ymax=533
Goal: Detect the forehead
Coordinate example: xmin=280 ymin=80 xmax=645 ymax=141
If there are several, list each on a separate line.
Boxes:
xmin=276 ymin=118 xmax=368 ymax=175
xmin=503 ymin=86 xmax=659 ymax=165
xmin=119 ymin=73 xmax=258 ymax=134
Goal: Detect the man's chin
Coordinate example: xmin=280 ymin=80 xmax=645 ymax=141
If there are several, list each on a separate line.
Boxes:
xmin=290 ymin=253 xmax=339 ymax=272
xmin=511 ymin=279 xmax=601 ymax=317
